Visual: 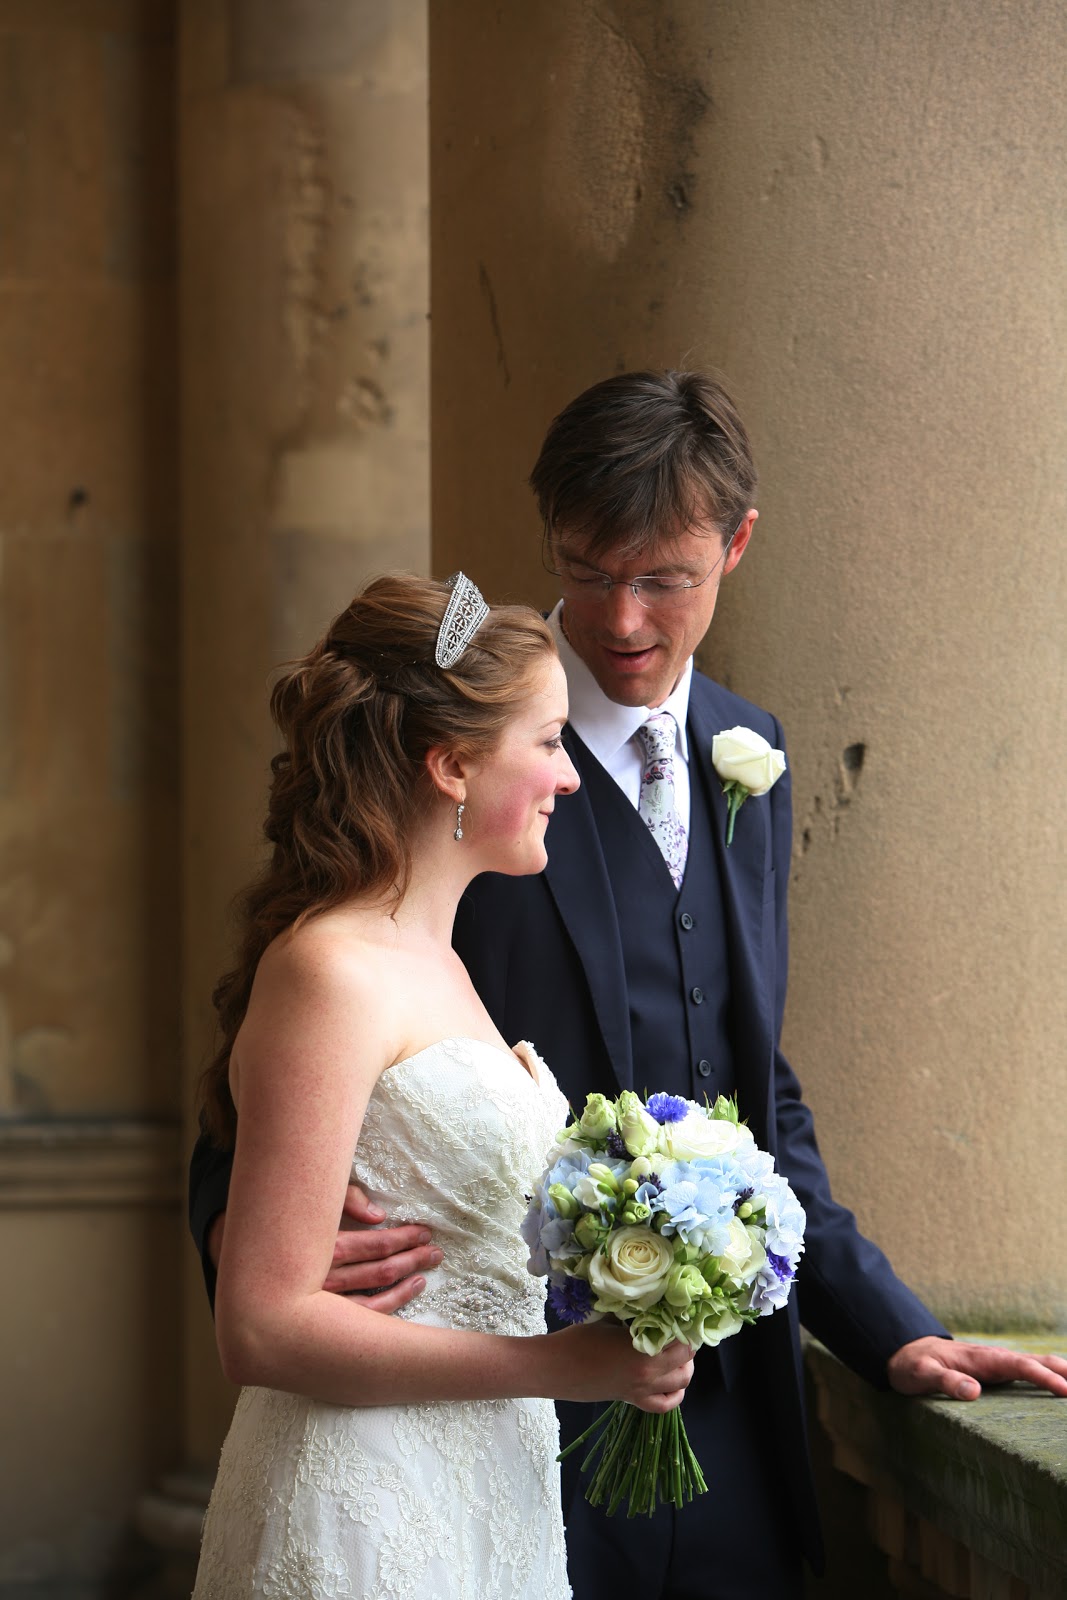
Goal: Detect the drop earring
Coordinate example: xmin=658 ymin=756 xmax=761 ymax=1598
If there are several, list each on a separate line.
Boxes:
xmin=454 ymin=802 xmax=465 ymax=842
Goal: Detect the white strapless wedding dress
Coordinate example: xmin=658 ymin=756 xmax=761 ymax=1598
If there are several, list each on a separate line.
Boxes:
xmin=193 ymin=1037 xmax=572 ymax=1600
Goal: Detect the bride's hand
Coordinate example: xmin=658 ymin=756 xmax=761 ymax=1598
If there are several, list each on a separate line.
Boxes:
xmin=552 ymin=1322 xmax=695 ymax=1414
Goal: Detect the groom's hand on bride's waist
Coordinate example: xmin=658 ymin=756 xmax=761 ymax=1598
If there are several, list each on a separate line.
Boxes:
xmin=325 ymin=1181 xmax=443 ymax=1309
xmin=206 ymin=1181 xmax=442 ymax=1316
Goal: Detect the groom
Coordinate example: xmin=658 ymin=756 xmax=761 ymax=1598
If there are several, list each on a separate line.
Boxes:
xmin=191 ymin=370 xmax=1067 ymax=1597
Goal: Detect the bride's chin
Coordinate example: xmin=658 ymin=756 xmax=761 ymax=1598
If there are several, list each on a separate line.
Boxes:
xmin=495 ymin=845 xmax=549 ymax=878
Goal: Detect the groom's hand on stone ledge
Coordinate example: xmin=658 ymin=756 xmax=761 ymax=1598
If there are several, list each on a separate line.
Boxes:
xmin=207 ymin=1181 xmax=442 ymax=1315
xmin=323 ymin=1181 xmax=443 ymax=1308
xmin=887 ymin=1335 xmax=1067 ymax=1401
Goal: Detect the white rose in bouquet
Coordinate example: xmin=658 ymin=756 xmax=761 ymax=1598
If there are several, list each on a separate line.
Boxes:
xmin=716 ymin=1216 xmax=767 ymax=1288
xmin=587 ymin=1225 xmax=675 ymax=1311
xmin=662 ymin=1108 xmax=754 ymax=1162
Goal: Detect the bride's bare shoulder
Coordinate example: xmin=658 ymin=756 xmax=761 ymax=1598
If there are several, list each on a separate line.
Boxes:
xmin=247 ymin=908 xmax=402 ymax=1021
xmin=230 ymin=912 xmax=413 ymax=1098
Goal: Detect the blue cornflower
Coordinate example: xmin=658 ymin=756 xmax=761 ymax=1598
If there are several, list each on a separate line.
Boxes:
xmin=646 ymin=1092 xmax=690 ymax=1124
xmin=767 ymin=1250 xmax=794 ymax=1282
xmin=547 ymin=1277 xmax=594 ymax=1326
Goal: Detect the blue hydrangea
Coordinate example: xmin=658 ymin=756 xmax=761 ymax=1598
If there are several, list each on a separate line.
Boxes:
xmin=646 ymin=1092 xmax=690 ymax=1125
xmin=520 ymin=1188 xmax=557 ymax=1276
xmin=761 ymin=1174 xmax=806 ymax=1258
xmin=747 ymin=1248 xmax=801 ymax=1316
xmin=634 ymin=1173 xmax=664 ymax=1210
xmin=655 ymin=1166 xmax=736 ymax=1253
xmin=733 ymin=1144 xmax=776 ymax=1190
xmin=547 ymin=1276 xmax=594 ymax=1325
xmin=688 ymin=1153 xmax=749 ymax=1209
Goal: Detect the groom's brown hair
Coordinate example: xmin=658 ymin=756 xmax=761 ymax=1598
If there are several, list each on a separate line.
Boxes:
xmin=530 ymin=369 xmax=757 ymax=562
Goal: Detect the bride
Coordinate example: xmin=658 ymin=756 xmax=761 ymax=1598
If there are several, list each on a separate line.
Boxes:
xmin=192 ymin=573 xmax=694 ymax=1600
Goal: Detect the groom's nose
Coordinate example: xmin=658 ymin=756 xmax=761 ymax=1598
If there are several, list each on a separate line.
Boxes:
xmin=602 ymin=582 xmax=647 ymax=638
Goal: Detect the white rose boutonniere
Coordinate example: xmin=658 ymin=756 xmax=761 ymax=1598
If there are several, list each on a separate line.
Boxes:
xmin=711 ymin=725 xmax=786 ymax=846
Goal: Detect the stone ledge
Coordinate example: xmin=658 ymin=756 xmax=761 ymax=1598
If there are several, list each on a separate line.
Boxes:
xmin=0 ymin=1117 xmax=181 ymax=1208
xmin=806 ymin=1335 xmax=1067 ymax=1600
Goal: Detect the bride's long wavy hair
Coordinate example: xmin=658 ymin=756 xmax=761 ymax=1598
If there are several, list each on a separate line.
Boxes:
xmin=199 ymin=572 xmax=556 ymax=1148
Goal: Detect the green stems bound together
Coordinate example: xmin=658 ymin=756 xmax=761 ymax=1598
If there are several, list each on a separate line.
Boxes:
xmin=558 ymin=1400 xmax=708 ymax=1518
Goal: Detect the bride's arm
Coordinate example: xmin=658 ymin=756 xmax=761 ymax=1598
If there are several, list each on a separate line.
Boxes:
xmin=214 ymin=929 xmax=690 ymax=1413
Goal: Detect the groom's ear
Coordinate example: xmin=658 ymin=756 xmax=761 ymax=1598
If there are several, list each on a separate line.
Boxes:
xmin=723 ymin=508 xmax=757 ymax=575
xmin=424 ymin=743 xmax=475 ymax=803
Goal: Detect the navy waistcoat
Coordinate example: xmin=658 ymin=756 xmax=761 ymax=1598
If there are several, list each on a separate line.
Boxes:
xmin=568 ymin=730 xmax=736 ymax=1104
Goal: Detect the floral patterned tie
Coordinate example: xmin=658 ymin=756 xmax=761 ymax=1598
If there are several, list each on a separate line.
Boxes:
xmin=635 ymin=712 xmax=688 ymax=889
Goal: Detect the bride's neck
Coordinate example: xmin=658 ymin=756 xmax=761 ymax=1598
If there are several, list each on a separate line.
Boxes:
xmin=383 ymin=826 xmax=479 ymax=948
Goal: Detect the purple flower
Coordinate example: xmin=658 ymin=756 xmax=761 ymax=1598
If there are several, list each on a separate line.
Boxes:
xmin=547 ymin=1277 xmax=594 ymax=1325
xmin=605 ymin=1130 xmax=629 ymax=1159
xmin=646 ymin=1093 xmax=690 ymax=1125
xmin=767 ymin=1250 xmax=794 ymax=1282
xmin=733 ymin=1186 xmax=755 ymax=1215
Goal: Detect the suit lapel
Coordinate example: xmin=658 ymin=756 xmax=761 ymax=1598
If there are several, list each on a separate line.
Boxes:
xmin=543 ymin=728 xmax=635 ymax=1091
xmin=688 ymin=680 xmax=775 ymax=1135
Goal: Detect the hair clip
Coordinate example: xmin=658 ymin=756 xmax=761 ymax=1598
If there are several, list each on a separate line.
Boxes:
xmin=434 ymin=572 xmax=489 ymax=668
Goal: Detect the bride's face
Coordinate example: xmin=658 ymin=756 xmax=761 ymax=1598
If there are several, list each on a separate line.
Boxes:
xmin=464 ymin=654 xmax=579 ymax=876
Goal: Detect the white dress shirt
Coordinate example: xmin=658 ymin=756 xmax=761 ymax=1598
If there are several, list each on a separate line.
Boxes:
xmin=548 ymin=602 xmax=693 ymax=834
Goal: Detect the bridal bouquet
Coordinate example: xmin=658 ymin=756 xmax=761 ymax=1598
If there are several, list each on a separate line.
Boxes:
xmin=522 ymin=1090 xmax=805 ymax=1517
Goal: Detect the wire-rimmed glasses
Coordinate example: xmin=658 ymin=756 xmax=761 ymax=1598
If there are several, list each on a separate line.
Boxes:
xmin=543 ymin=522 xmax=739 ymax=610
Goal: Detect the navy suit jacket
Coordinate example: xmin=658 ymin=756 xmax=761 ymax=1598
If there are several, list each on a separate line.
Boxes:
xmin=452 ymin=669 xmax=947 ymax=1563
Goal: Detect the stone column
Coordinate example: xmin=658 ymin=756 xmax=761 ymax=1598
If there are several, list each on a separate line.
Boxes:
xmin=430 ymin=1 xmax=1067 ymax=1327
xmin=0 ymin=5 xmax=183 ymax=1590
xmin=180 ymin=0 xmax=428 ymax=1470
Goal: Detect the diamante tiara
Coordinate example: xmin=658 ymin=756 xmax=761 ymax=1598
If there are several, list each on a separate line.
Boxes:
xmin=434 ymin=572 xmax=490 ymax=668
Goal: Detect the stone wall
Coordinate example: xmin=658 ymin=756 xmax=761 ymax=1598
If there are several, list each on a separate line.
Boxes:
xmin=430 ymin=0 xmax=1067 ymax=1330
xmin=0 ymin=2 xmax=429 ymax=1590
xmin=178 ymin=0 xmax=430 ymax=1476
xmin=0 ymin=3 xmax=183 ymax=1588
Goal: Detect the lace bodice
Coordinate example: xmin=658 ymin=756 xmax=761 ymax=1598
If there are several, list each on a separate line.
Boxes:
xmin=193 ymin=1037 xmax=572 ymax=1600
xmin=351 ymin=1037 xmax=567 ymax=1339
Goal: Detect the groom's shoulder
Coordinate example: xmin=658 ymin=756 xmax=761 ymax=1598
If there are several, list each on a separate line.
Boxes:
xmin=690 ymin=666 xmax=783 ymax=745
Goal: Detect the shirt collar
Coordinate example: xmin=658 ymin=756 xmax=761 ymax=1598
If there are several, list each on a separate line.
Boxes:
xmin=547 ymin=601 xmax=693 ymax=766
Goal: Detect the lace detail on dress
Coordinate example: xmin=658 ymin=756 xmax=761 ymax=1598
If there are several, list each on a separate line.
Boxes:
xmin=396 ymin=1271 xmax=546 ymax=1336
xmin=193 ymin=1038 xmax=571 ymax=1600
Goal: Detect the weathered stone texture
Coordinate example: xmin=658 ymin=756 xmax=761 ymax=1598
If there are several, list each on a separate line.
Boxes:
xmin=179 ymin=0 xmax=429 ymax=1472
xmin=0 ymin=5 xmax=179 ymax=1119
xmin=430 ymin=0 xmax=1067 ymax=1329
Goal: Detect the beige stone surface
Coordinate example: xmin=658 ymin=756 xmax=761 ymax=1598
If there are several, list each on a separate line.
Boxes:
xmin=179 ymin=0 xmax=429 ymax=1467
xmin=431 ymin=1 xmax=1067 ymax=1327
xmin=0 ymin=4 xmax=178 ymax=1119
xmin=0 ymin=1204 xmax=182 ymax=1585
xmin=0 ymin=6 xmax=183 ymax=1584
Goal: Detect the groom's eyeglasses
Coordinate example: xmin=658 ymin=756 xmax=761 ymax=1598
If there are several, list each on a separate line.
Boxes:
xmin=543 ymin=522 xmax=739 ymax=612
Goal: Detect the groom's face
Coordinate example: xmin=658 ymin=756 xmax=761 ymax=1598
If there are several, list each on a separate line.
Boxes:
xmin=555 ymin=513 xmax=755 ymax=709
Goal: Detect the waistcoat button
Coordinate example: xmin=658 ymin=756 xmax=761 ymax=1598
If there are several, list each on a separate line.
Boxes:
xmin=691 ymin=986 xmax=704 ymax=1004
xmin=697 ymin=1059 xmax=712 ymax=1077
xmin=679 ymin=911 xmax=694 ymax=930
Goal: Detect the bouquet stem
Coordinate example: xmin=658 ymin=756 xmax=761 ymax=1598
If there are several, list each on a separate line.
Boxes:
xmin=558 ymin=1402 xmax=707 ymax=1517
